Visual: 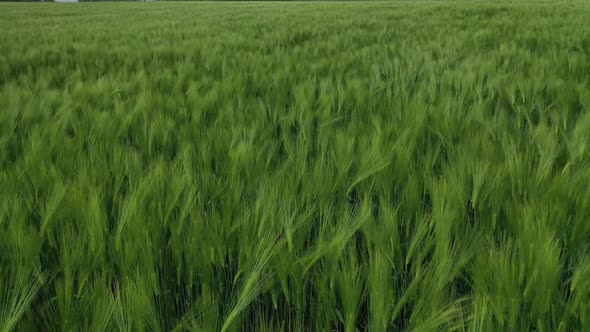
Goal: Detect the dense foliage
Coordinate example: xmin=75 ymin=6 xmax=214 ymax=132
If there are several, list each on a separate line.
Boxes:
xmin=1 ymin=2 xmax=590 ymax=331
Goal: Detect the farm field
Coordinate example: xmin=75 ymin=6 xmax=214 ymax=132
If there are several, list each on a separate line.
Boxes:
xmin=1 ymin=1 xmax=590 ymax=331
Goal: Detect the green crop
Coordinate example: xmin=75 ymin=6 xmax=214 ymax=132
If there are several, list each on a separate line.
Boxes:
xmin=1 ymin=1 xmax=590 ymax=331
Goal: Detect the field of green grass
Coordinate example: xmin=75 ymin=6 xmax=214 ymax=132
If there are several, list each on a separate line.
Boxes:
xmin=1 ymin=1 xmax=590 ymax=331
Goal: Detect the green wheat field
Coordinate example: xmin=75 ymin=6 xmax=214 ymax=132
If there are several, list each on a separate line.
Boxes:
xmin=1 ymin=1 xmax=590 ymax=331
